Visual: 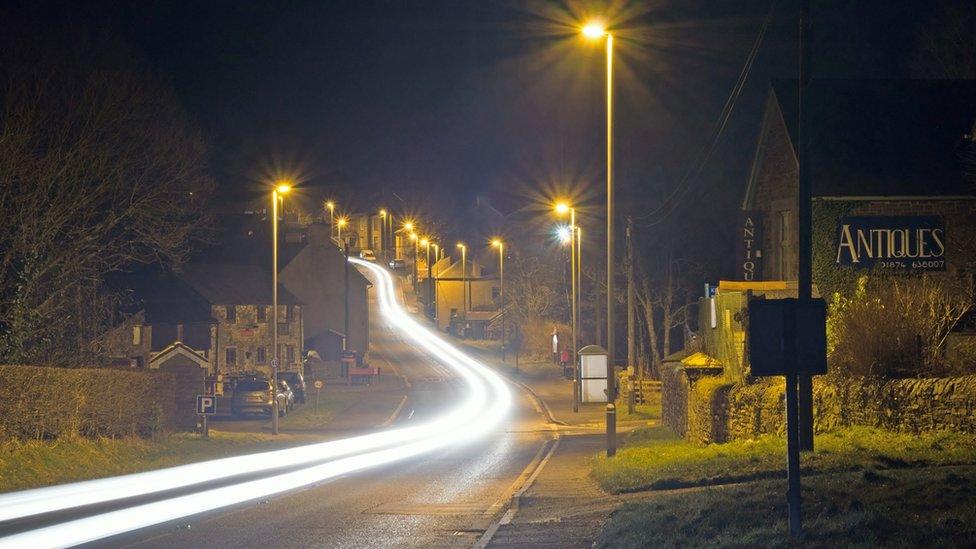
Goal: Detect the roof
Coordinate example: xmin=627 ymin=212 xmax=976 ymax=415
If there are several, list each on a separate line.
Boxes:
xmin=110 ymin=270 xmax=215 ymax=324
xmin=760 ymin=79 xmax=976 ymax=198
xmin=179 ymin=263 xmax=301 ymax=306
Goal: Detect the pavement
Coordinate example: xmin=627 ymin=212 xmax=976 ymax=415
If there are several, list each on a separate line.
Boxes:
xmin=459 ymin=344 xmax=657 ymax=548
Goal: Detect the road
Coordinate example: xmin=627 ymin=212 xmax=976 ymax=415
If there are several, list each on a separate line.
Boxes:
xmin=0 ymin=261 xmax=554 ymax=548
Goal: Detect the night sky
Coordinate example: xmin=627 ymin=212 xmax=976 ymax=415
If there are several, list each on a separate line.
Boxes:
xmin=5 ymin=0 xmax=958 ymax=275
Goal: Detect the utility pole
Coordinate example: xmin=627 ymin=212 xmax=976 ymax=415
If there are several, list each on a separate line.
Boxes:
xmin=344 ymin=243 xmax=350 ymax=350
xmin=626 ymin=217 xmax=636 ymax=415
xmin=797 ymin=0 xmax=815 ymax=452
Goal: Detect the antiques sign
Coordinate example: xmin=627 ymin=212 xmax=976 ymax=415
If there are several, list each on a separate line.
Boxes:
xmin=736 ymin=211 xmax=763 ymax=281
xmin=835 ymin=216 xmax=946 ymax=271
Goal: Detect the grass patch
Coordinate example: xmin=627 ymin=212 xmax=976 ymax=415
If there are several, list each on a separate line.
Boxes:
xmin=0 ymin=430 xmax=310 ymax=493
xmin=279 ymin=393 xmax=359 ymax=430
xmin=592 ymin=425 xmax=976 ymax=493
xmin=597 ymin=465 xmax=976 ymax=547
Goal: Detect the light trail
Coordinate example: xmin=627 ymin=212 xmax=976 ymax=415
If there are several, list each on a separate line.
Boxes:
xmin=0 ymin=259 xmax=511 ymax=548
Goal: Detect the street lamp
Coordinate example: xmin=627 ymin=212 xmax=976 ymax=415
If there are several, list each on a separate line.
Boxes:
xmin=421 ymin=238 xmax=432 ymax=315
xmin=581 ymin=19 xmax=617 ymax=456
xmin=491 ymin=239 xmax=506 ymax=362
xmin=337 ymin=217 xmax=348 ymax=247
xmin=379 ymin=209 xmax=387 ymax=257
xmin=271 ymin=181 xmax=291 ymax=436
xmin=555 ymin=202 xmax=579 ymax=396
xmin=456 ymin=242 xmax=467 ymax=324
xmin=410 ymin=232 xmax=419 ymax=289
xmin=326 ymin=201 xmax=336 ymax=241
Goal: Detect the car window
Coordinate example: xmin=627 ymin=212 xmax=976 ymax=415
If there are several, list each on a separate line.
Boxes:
xmin=237 ymin=381 xmax=271 ymax=391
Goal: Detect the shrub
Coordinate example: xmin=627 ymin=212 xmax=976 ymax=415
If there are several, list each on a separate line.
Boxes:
xmin=0 ymin=365 xmax=176 ymax=441
xmin=827 ymin=274 xmax=974 ymax=378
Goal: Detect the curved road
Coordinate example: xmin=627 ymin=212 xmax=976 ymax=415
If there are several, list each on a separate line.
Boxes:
xmin=0 ymin=261 xmax=554 ymax=548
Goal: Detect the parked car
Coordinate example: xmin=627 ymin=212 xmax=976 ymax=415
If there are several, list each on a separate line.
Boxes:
xmin=359 ymin=249 xmax=376 ymax=261
xmin=279 ymin=371 xmax=306 ymax=404
xmin=232 ymin=378 xmax=293 ymax=417
xmin=389 ymin=258 xmax=405 ymax=270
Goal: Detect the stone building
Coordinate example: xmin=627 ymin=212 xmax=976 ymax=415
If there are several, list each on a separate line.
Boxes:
xmin=179 ymin=263 xmax=304 ymax=375
xmin=740 ymin=79 xmax=976 ymax=287
xmin=433 ymin=258 xmax=500 ymax=336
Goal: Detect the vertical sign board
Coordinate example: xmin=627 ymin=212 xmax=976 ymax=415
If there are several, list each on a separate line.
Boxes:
xmin=748 ymin=298 xmax=827 ymax=376
xmin=579 ymin=345 xmax=609 ymax=403
xmin=736 ymin=210 xmax=764 ymax=281
xmin=196 ymin=395 xmax=216 ymax=415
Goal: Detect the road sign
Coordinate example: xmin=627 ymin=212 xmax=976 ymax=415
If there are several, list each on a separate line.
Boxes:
xmin=271 ymin=358 xmax=280 ymax=369
xmin=748 ymin=298 xmax=827 ymax=377
xmin=313 ymin=380 xmax=324 ymax=390
xmin=196 ymin=395 xmax=216 ymax=415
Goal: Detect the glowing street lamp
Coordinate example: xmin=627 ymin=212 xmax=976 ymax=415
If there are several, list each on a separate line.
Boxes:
xmin=271 ymin=181 xmax=292 ymax=435
xmin=491 ymin=239 xmax=506 ymax=362
xmin=326 ymin=200 xmax=336 ymax=240
xmin=456 ymin=243 xmax=467 ymax=321
xmin=555 ymin=201 xmax=580 ymax=411
xmin=581 ymin=19 xmax=617 ymax=456
xmin=337 ymin=217 xmax=348 ymax=246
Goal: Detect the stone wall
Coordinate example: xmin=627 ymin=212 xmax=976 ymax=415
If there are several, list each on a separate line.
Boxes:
xmin=661 ymin=361 xmax=689 ymax=436
xmin=724 ymin=375 xmax=976 ymax=442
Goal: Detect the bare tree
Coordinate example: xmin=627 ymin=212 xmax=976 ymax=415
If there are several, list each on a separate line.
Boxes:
xmin=0 ymin=25 xmax=213 ymax=365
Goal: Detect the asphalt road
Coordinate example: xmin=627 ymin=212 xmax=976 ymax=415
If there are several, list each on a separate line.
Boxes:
xmin=94 ymin=267 xmax=551 ymax=548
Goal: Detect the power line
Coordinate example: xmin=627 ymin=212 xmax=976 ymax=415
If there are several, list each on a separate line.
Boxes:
xmin=635 ymin=0 xmax=777 ymax=228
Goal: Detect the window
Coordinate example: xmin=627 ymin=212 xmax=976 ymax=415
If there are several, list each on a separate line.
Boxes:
xmin=277 ymin=305 xmax=290 ymax=323
xmin=257 ymin=305 xmax=266 ymax=323
xmin=226 ymin=305 xmax=237 ymax=323
xmin=286 ymin=345 xmax=295 ymax=364
xmin=256 ymin=346 xmax=266 ymax=364
xmin=132 ymin=326 xmax=142 ymax=345
xmin=226 ymin=347 xmax=237 ymax=366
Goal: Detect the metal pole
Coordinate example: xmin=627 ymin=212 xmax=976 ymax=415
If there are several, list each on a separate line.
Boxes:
xmin=627 ymin=217 xmax=636 ymax=415
xmin=499 ymin=244 xmax=506 ymax=362
xmin=570 ymin=209 xmax=578 ymax=411
xmin=461 ymin=246 xmax=467 ymax=319
xmin=271 ymin=190 xmax=280 ymax=436
xmin=344 ymin=243 xmax=350 ymax=349
xmin=797 ymin=0 xmax=815 ymax=452
xmin=605 ymin=33 xmax=616 ymax=457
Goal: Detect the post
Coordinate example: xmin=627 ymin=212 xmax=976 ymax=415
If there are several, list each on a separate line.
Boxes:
xmin=271 ymin=190 xmax=280 ymax=436
xmin=605 ymin=33 xmax=616 ymax=457
xmin=570 ymin=209 xmax=578 ymax=411
xmin=499 ymin=243 xmax=506 ymax=362
xmin=202 ymin=414 xmax=209 ymax=439
xmin=315 ymin=387 xmax=320 ymax=414
xmin=797 ymin=0 xmax=815 ymax=451
xmin=344 ymin=243 xmax=350 ymax=348
xmin=785 ymin=300 xmax=803 ymax=538
xmin=627 ymin=217 xmax=636 ymax=415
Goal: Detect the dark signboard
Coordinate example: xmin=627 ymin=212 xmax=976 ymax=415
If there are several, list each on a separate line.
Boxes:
xmin=835 ymin=216 xmax=945 ymax=271
xmin=748 ymin=298 xmax=827 ymax=377
xmin=736 ymin=210 xmax=763 ymax=281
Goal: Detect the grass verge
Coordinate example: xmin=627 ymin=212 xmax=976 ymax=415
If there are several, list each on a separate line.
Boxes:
xmin=592 ymin=425 xmax=976 ymax=493
xmin=278 ymin=392 xmax=359 ymax=430
xmin=0 ymin=430 xmax=313 ymax=493
xmin=597 ymin=465 xmax=976 ymax=547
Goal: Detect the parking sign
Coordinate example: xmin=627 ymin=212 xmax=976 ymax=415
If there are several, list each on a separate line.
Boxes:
xmin=196 ymin=395 xmax=216 ymax=415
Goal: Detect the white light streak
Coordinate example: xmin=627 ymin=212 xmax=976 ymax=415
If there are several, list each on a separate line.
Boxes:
xmin=0 ymin=259 xmax=511 ymax=548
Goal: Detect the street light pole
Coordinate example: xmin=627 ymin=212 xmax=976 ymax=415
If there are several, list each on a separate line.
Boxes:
xmin=457 ymin=243 xmax=467 ymax=323
xmin=327 ymin=201 xmax=335 ymax=241
xmin=556 ymin=203 xmax=579 ymax=412
xmin=271 ymin=183 xmax=291 ymax=436
xmin=492 ymin=239 xmax=505 ymax=362
xmin=583 ymin=21 xmax=616 ymax=457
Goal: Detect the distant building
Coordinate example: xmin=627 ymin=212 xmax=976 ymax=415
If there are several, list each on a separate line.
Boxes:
xmin=281 ymin=223 xmax=371 ymax=359
xmin=433 ymin=258 xmax=500 ymax=337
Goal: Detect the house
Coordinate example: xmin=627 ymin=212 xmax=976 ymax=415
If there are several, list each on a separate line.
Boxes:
xmin=433 ymin=258 xmax=500 ymax=336
xmin=179 ymin=263 xmax=304 ymax=375
xmin=280 ymin=223 xmax=371 ymax=359
xmin=105 ymin=271 xmax=217 ymax=372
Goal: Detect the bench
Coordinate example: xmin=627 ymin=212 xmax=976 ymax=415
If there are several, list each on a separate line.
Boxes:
xmin=348 ymin=366 xmax=381 ymax=385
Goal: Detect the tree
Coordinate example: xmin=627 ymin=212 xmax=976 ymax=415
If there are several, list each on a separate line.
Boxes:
xmin=0 ymin=23 xmax=214 ymax=365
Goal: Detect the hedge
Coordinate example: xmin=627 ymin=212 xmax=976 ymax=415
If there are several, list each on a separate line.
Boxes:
xmin=0 ymin=365 xmax=177 ymax=440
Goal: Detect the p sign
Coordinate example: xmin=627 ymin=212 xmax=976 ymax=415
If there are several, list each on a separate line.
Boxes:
xmin=196 ymin=395 xmax=216 ymax=415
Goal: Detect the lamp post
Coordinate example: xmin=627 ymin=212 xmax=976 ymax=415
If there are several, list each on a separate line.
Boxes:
xmin=491 ymin=239 xmax=505 ymax=362
xmin=556 ymin=203 xmax=579 ymax=411
xmin=271 ymin=182 xmax=291 ymax=436
xmin=337 ymin=217 xmax=348 ymax=248
xmin=410 ymin=232 xmax=419 ymax=291
xmin=456 ymin=243 xmax=467 ymax=324
xmin=402 ymin=221 xmax=414 ymax=261
xmin=582 ymin=20 xmax=616 ymax=457
xmin=326 ymin=201 xmax=335 ymax=241
xmin=379 ymin=209 xmax=387 ymax=258
xmin=421 ymin=237 xmax=431 ymax=314
xmin=432 ymin=242 xmax=440 ymax=324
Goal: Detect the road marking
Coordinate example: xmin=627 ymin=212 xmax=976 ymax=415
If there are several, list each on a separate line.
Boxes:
xmin=407 ymin=409 xmax=415 ymax=420
xmin=379 ymin=396 xmax=409 ymax=428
